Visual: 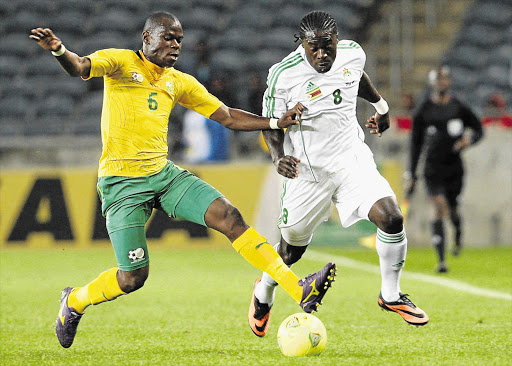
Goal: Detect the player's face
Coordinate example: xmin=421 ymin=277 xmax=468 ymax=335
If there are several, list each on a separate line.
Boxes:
xmin=143 ymin=19 xmax=183 ymax=68
xmin=302 ymin=31 xmax=338 ymax=73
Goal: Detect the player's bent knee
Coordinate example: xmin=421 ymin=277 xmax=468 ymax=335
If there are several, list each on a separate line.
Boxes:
xmin=388 ymin=213 xmax=404 ymax=232
xmin=221 ymin=207 xmax=248 ymax=239
xmin=118 ymin=266 xmax=149 ymax=293
xmin=280 ymin=246 xmax=307 ymax=265
xmin=205 ymin=198 xmax=248 ymax=240
xmin=278 ymin=237 xmax=309 ymax=265
xmin=378 ymin=211 xmax=404 ymax=233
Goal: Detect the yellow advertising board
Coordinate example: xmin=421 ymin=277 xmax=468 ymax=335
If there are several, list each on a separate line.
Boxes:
xmin=0 ymin=164 xmax=270 ymax=248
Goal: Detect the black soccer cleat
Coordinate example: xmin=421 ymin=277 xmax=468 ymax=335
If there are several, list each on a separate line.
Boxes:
xmin=55 ymin=287 xmax=83 ymax=348
xmin=299 ymin=262 xmax=336 ymax=313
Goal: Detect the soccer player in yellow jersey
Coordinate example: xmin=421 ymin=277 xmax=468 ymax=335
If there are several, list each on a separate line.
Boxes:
xmin=29 ymin=11 xmax=336 ymax=348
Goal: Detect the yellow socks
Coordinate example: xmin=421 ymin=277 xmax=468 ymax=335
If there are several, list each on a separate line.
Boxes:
xmin=68 ymin=268 xmax=126 ymax=314
xmin=233 ymin=227 xmax=302 ymax=303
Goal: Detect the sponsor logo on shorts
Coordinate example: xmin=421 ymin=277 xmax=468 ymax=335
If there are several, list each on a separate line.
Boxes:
xmin=128 ymin=248 xmax=145 ymax=263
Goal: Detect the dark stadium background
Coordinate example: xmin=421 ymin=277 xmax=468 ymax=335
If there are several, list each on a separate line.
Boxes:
xmin=0 ymin=0 xmax=511 ymax=247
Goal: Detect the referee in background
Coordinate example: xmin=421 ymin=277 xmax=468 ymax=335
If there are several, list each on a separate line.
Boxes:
xmin=405 ymin=66 xmax=483 ymax=273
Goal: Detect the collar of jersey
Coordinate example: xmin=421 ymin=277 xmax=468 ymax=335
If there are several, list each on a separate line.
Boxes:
xmin=139 ymin=50 xmax=168 ymax=79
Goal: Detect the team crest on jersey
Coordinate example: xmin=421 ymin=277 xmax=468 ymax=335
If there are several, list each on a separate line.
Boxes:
xmin=131 ymin=72 xmax=144 ymax=83
xmin=166 ymin=81 xmax=174 ymax=93
xmin=306 ymin=81 xmax=322 ymax=101
xmin=343 ymin=68 xmax=352 ymax=78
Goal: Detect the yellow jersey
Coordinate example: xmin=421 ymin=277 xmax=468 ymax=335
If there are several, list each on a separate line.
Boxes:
xmin=83 ymin=49 xmax=223 ymax=177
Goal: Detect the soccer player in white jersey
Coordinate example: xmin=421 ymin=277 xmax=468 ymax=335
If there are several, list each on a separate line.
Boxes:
xmin=248 ymin=11 xmax=429 ymax=337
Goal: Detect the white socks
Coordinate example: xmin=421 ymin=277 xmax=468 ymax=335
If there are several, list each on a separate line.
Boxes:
xmin=254 ymin=242 xmax=288 ymax=305
xmin=376 ymin=228 xmax=407 ymax=302
xmin=255 ymin=230 xmax=407 ymax=304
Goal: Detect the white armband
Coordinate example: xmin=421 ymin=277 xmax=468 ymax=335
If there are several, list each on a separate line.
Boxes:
xmin=269 ymin=118 xmax=280 ymax=129
xmin=371 ymin=98 xmax=389 ymax=115
xmin=51 ymin=44 xmax=66 ymax=57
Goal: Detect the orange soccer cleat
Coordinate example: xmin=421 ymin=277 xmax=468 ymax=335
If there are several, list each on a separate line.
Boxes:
xmin=378 ymin=292 xmax=429 ymax=326
xmin=248 ymin=278 xmax=272 ymax=337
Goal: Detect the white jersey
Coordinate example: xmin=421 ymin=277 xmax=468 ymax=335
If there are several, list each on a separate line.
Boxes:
xmin=263 ymin=40 xmax=367 ymax=182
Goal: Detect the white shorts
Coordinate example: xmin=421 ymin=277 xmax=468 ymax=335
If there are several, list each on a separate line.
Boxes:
xmin=278 ymin=144 xmax=395 ymax=246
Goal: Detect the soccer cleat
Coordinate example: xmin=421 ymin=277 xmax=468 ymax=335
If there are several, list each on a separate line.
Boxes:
xmin=55 ymin=287 xmax=83 ymax=348
xmin=248 ymin=278 xmax=272 ymax=337
xmin=437 ymin=262 xmax=448 ymax=273
xmin=378 ymin=292 xmax=429 ymax=326
xmin=299 ymin=262 xmax=337 ymax=313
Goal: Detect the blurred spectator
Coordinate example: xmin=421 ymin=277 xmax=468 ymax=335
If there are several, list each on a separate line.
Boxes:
xmin=182 ymin=109 xmax=229 ymax=163
xmin=191 ymin=38 xmax=212 ymax=87
xmin=482 ymin=93 xmax=512 ymax=128
xmin=209 ymin=72 xmax=237 ymax=107
xmin=246 ymin=73 xmax=269 ymax=157
xmin=171 ymin=38 xmax=213 ymax=161
xmin=247 ymin=73 xmax=265 ymax=115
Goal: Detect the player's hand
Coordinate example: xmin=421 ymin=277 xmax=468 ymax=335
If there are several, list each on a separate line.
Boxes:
xmin=365 ymin=113 xmax=390 ymax=137
xmin=278 ymin=103 xmax=304 ymax=128
xmin=29 ymin=28 xmax=62 ymax=52
xmin=453 ymin=136 xmax=471 ymax=152
xmin=276 ymin=155 xmax=300 ymax=179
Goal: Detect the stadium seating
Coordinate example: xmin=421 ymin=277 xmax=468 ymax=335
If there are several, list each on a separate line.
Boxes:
xmin=442 ymin=0 xmax=512 ymax=112
xmin=0 ymin=56 xmax=21 ymax=82
xmin=0 ymin=0 xmax=374 ymax=140
xmin=10 ymin=0 xmax=508 ymax=144
xmin=0 ymin=95 xmax=32 ymax=120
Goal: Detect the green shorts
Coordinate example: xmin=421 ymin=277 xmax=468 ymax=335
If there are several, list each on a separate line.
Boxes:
xmin=97 ymin=161 xmax=223 ymax=271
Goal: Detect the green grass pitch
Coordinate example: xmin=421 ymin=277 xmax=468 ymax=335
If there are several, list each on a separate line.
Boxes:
xmin=1 ymin=246 xmax=511 ymax=365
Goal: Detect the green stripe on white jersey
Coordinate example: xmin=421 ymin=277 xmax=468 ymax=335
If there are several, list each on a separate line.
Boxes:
xmin=338 ymin=40 xmax=361 ymax=49
xmin=265 ymin=54 xmax=303 ymax=117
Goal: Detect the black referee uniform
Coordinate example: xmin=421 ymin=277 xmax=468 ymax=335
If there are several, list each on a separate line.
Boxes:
xmin=409 ymin=95 xmax=483 ymax=205
xmin=409 ymin=94 xmax=483 ymax=269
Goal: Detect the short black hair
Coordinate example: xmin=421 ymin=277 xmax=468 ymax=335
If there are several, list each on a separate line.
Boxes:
xmin=299 ymin=11 xmax=338 ymax=40
xmin=143 ymin=11 xmax=180 ymax=33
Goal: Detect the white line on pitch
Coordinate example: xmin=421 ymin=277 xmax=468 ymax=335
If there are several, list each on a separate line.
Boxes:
xmin=307 ymin=250 xmax=512 ymax=301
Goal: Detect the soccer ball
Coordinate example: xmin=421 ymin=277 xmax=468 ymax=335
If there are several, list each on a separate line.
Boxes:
xmin=277 ymin=313 xmax=327 ymax=357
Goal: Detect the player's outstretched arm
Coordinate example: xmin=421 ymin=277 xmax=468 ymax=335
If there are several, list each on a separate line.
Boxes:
xmin=209 ymin=103 xmax=303 ymax=131
xmin=29 ymin=28 xmax=91 ymax=78
xmin=358 ymin=71 xmax=381 ymax=103
xmin=262 ymin=129 xmax=300 ymax=179
xmin=359 ymin=72 xmax=390 ymax=137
